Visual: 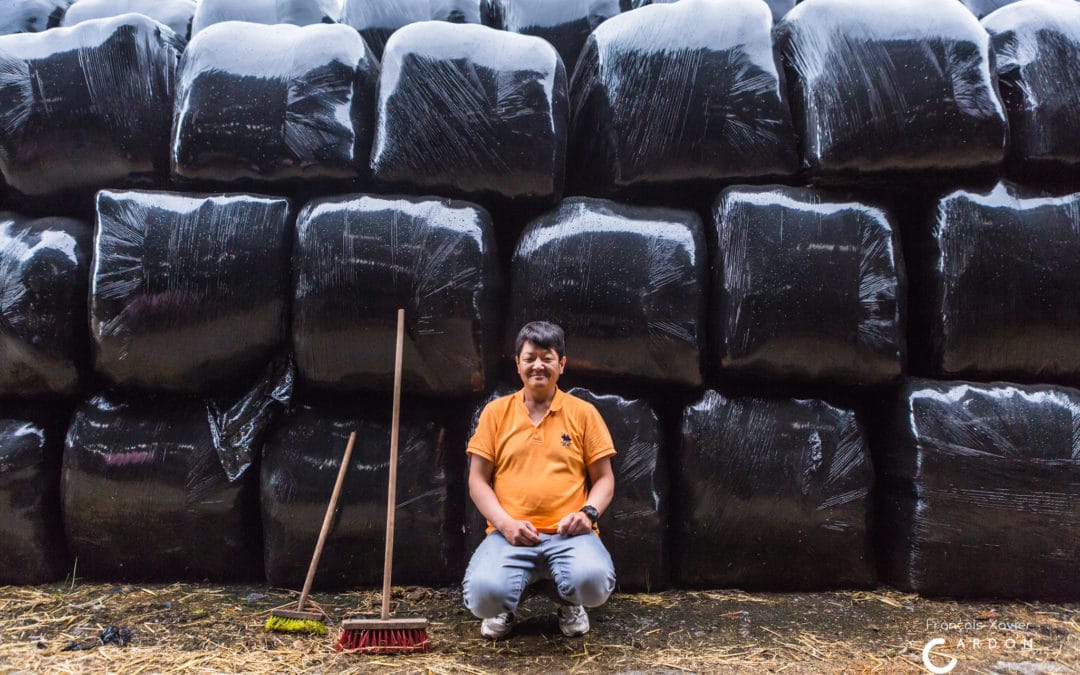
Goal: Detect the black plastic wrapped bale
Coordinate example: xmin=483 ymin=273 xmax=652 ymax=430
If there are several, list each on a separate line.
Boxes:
xmin=775 ymin=0 xmax=1007 ymax=179
xmin=0 ymin=407 xmax=69 ymax=584
xmin=880 ymin=379 xmax=1080 ymax=600
xmin=569 ymin=0 xmax=797 ymax=195
xmin=910 ymin=182 xmax=1080 ymax=383
xmin=0 ymin=15 xmax=182 ymax=198
xmin=0 ymin=213 xmax=92 ymax=398
xmin=482 ymin=0 xmax=621 ymax=77
xmin=510 ymin=198 xmax=706 ymax=387
xmin=90 ymin=190 xmax=292 ymax=394
xmin=675 ymin=389 xmax=875 ymax=589
xmin=568 ymin=387 xmax=667 ymax=591
xmin=0 ymin=0 xmax=71 ymax=35
xmin=293 ymin=194 xmax=501 ymax=397
xmin=62 ymin=0 xmax=197 ymax=40
xmin=261 ymin=398 xmax=462 ymax=589
xmin=711 ymin=186 xmax=904 ymax=386
xmin=621 ymin=0 xmax=797 ymax=24
xmin=172 ymin=22 xmax=377 ymax=187
xmin=62 ymin=361 xmax=292 ymax=581
xmin=342 ymin=0 xmax=481 ymax=60
xmin=371 ymin=22 xmax=568 ymax=206
xmin=984 ymin=0 xmax=1080 ymax=174
xmin=190 ymin=0 xmax=339 ymax=36
xmin=464 ymin=384 xmax=667 ymax=591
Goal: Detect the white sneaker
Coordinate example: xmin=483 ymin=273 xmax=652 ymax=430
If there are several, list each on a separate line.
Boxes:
xmin=557 ymin=604 xmax=590 ymax=637
xmin=480 ymin=612 xmax=515 ymax=639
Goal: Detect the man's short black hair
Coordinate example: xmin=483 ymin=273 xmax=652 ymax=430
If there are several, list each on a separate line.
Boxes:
xmin=514 ymin=321 xmax=565 ymax=359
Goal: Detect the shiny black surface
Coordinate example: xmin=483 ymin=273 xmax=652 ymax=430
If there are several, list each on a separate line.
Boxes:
xmin=775 ymin=0 xmax=1007 ymax=177
xmin=510 ymin=197 xmax=706 ymax=387
xmin=292 ymin=193 xmax=501 ymax=396
xmin=984 ymin=0 xmax=1080 ymax=172
xmin=62 ymin=362 xmax=292 ymax=581
xmin=370 ymin=21 xmax=568 ymax=204
xmin=482 ymin=0 xmax=620 ymax=76
xmin=570 ymin=0 xmax=797 ymax=193
xmin=342 ymin=0 xmax=480 ymax=60
xmin=0 ymin=213 xmax=91 ymax=397
xmin=711 ymin=186 xmax=905 ymax=385
xmin=676 ymin=389 xmax=875 ymax=589
xmin=62 ymin=0 xmax=197 ymax=40
xmin=0 ymin=15 xmax=182 ymax=197
xmin=90 ymin=190 xmax=292 ymax=394
xmin=261 ymin=396 xmax=463 ymax=589
xmin=172 ymin=22 xmax=377 ymax=186
xmin=880 ymin=379 xmax=1080 ymax=599
xmin=910 ymin=182 xmax=1080 ymax=383
xmin=0 ymin=408 xmax=68 ymax=584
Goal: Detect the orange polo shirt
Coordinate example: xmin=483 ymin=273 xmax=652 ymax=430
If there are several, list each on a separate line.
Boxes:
xmin=467 ymin=387 xmax=616 ymax=534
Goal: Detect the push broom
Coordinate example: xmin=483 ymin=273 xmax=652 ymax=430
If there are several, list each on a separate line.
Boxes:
xmin=336 ymin=308 xmax=430 ymax=653
xmin=265 ymin=430 xmax=357 ymax=635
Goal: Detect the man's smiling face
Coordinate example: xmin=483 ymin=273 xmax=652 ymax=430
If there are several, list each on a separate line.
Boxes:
xmin=516 ymin=340 xmax=565 ymax=394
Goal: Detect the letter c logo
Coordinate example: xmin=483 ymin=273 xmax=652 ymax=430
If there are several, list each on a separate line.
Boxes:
xmin=922 ymin=638 xmax=958 ymax=674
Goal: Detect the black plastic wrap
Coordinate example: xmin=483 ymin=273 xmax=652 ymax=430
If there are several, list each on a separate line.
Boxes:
xmin=984 ymin=0 xmax=1080 ymax=173
xmin=62 ymin=359 xmax=293 ymax=581
xmin=172 ymin=22 xmax=376 ymax=187
xmin=0 ymin=213 xmax=91 ymax=398
xmin=675 ymin=389 xmax=875 ymax=589
xmin=293 ymin=194 xmax=501 ymax=397
xmin=465 ymin=384 xmax=668 ymax=591
xmin=622 ymin=0 xmax=796 ymax=24
xmin=711 ymin=186 xmax=905 ymax=385
xmin=510 ymin=197 xmax=706 ymax=387
xmin=880 ymin=379 xmax=1080 ymax=600
xmin=482 ymin=0 xmax=621 ymax=77
xmin=262 ymin=397 xmax=463 ymax=589
xmin=0 ymin=406 xmax=69 ymax=584
xmin=569 ymin=0 xmax=797 ymax=194
xmin=910 ymin=182 xmax=1080 ymax=383
xmin=370 ymin=21 xmax=568 ymax=205
xmin=90 ymin=190 xmax=292 ymax=394
xmin=0 ymin=1 xmax=71 ymax=35
xmin=342 ymin=0 xmax=481 ymax=60
xmin=190 ymin=0 xmax=339 ymax=36
xmin=775 ymin=0 xmax=1007 ymax=178
xmin=62 ymin=0 xmax=196 ymax=39
xmin=0 ymin=15 xmax=182 ymax=198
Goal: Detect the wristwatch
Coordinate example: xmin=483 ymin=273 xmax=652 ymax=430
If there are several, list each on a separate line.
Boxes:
xmin=579 ymin=505 xmax=599 ymax=524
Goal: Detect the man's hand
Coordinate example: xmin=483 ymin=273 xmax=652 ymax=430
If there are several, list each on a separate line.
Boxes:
xmin=556 ymin=511 xmax=593 ymax=537
xmin=499 ymin=519 xmax=541 ymax=546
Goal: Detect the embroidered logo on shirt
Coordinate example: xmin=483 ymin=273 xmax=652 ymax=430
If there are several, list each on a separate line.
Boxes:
xmin=561 ymin=433 xmax=572 ymax=447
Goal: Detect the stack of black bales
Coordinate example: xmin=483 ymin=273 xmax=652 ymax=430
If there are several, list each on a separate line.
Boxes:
xmin=62 ymin=190 xmax=294 ymax=581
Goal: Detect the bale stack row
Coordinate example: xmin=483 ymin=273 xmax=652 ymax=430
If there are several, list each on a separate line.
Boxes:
xmin=0 ymin=0 xmax=1076 ymax=599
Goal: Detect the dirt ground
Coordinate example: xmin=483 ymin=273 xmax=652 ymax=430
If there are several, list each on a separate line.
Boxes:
xmin=0 ymin=582 xmax=1076 ymax=673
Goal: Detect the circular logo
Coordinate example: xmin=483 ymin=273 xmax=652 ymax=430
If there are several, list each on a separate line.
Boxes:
xmin=922 ymin=637 xmax=958 ymax=674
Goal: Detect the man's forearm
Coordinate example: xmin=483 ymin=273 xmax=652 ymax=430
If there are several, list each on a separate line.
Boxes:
xmin=468 ymin=473 xmax=514 ymax=530
xmin=585 ymin=473 xmax=614 ymax=515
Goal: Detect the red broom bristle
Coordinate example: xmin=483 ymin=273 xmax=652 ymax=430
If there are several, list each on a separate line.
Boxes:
xmin=335 ymin=627 xmax=431 ymax=654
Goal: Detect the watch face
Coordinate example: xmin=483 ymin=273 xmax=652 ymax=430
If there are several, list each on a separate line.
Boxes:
xmin=581 ymin=506 xmax=599 ymax=522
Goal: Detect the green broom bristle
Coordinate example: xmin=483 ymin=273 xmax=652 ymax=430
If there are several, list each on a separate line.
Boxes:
xmin=264 ymin=615 xmax=327 ymax=635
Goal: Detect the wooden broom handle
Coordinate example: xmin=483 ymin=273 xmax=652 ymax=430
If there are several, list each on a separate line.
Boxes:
xmin=296 ymin=430 xmax=356 ymax=613
xmin=381 ymin=308 xmax=405 ymax=621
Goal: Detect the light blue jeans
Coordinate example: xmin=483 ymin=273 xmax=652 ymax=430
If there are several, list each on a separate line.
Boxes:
xmin=463 ymin=532 xmax=616 ymax=618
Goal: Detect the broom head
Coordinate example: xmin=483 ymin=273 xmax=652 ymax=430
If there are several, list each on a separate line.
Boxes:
xmin=265 ymin=607 xmax=327 ymax=635
xmin=336 ymin=617 xmax=430 ymax=653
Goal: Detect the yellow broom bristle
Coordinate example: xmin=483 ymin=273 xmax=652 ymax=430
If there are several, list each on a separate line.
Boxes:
xmin=264 ymin=615 xmax=327 ymax=635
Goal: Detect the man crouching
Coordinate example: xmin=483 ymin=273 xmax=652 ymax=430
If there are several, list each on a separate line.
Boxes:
xmin=463 ymin=321 xmax=617 ymax=639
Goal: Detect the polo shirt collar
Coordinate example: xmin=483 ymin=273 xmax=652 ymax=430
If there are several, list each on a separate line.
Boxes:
xmin=517 ymin=386 xmax=564 ymax=412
